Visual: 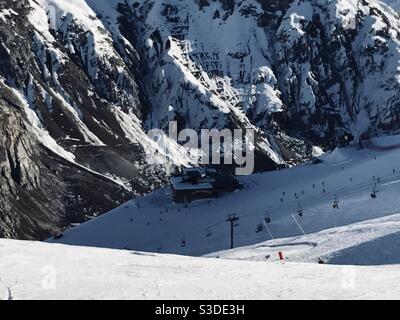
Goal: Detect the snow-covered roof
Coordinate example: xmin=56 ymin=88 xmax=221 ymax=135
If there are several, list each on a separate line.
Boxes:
xmin=173 ymin=182 xmax=214 ymax=191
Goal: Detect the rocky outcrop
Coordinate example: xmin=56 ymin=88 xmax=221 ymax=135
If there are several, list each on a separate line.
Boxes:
xmin=0 ymin=80 xmax=134 ymax=239
xmin=0 ymin=0 xmax=169 ymax=239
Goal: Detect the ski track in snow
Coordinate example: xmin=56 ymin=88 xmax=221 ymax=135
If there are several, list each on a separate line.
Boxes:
xmin=0 ymin=278 xmax=12 ymax=301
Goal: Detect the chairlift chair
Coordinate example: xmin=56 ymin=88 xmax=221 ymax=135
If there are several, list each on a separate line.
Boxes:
xmin=371 ymin=184 xmax=379 ymax=199
xmin=180 ymin=239 xmax=186 ymax=247
xmin=180 ymin=233 xmax=187 ymax=247
xmin=333 ymin=194 xmax=339 ymax=209
xmin=297 ymin=208 xmax=303 ymax=217
xmin=333 ymin=201 xmax=339 ymax=209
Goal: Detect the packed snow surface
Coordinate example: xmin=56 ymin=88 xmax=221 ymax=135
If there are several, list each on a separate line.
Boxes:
xmin=207 ymin=214 xmax=400 ymax=265
xmin=1 ymin=239 xmax=400 ymax=300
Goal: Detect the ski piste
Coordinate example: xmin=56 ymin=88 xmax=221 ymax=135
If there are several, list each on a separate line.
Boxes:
xmin=48 ymin=135 xmax=400 ymax=260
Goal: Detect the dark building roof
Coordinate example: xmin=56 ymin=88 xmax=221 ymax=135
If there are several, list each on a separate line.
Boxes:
xmin=170 ymin=166 xmax=242 ymax=203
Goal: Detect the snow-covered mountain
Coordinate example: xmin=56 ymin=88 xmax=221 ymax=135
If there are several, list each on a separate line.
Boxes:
xmin=3 ymin=0 xmax=400 ymax=239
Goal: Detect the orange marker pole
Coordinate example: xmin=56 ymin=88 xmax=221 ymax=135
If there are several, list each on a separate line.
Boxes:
xmin=278 ymin=251 xmax=284 ymax=261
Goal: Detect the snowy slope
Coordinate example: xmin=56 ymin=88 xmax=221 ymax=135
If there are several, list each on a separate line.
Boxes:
xmin=1 ymin=239 xmax=400 ymax=300
xmin=382 ymin=0 xmax=400 ymax=11
xmin=52 ymin=134 xmax=400 ymax=262
xmin=207 ymin=213 xmax=400 ymax=265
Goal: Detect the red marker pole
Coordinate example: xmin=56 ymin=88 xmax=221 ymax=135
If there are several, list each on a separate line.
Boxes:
xmin=278 ymin=252 xmax=284 ymax=261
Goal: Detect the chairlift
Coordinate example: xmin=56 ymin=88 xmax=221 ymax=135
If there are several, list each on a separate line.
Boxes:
xmin=181 ymin=239 xmax=186 ymax=247
xmin=265 ymin=212 xmax=271 ymax=224
xmin=180 ymin=234 xmax=186 ymax=247
xmin=333 ymin=194 xmax=339 ymax=209
xmin=370 ymin=183 xmax=379 ymax=199
xmin=297 ymin=203 xmax=303 ymax=217
xmin=333 ymin=201 xmax=339 ymax=209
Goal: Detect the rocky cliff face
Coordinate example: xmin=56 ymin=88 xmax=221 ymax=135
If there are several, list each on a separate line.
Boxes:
xmin=0 ymin=0 xmax=173 ymax=239
xmin=0 ymin=78 xmax=136 ymax=239
xmin=1 ymin=0 xmax=400 ymax=239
